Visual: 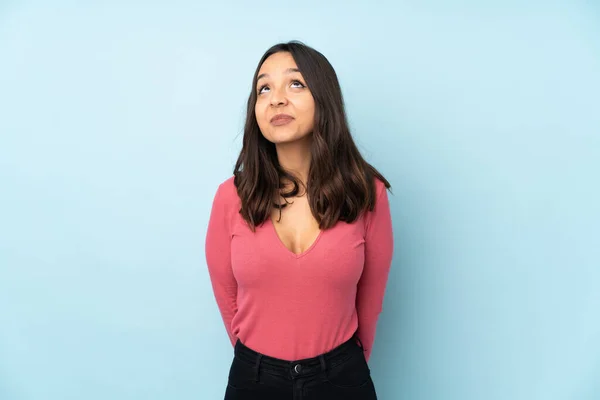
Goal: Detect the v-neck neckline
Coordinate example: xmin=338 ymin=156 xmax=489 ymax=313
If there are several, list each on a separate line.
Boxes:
xmin=268 ymin=217 xmax=323 ymax=259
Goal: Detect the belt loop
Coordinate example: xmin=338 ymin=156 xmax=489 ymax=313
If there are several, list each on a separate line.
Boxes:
xmin=319 ymin=354 xmax=328 ymax=380
xmin=319 ymin=354 xmax=327 ymax=372
xmin=254 ymin=354 xmax=263 ymax=382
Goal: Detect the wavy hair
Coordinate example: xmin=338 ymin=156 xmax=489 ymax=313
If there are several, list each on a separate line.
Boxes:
xmin=233 ymin=40 xmax=391 ymax=231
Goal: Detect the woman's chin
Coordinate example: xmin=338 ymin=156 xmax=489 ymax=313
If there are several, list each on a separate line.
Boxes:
xmin=267 ymin=133 xmax=311 ymax=145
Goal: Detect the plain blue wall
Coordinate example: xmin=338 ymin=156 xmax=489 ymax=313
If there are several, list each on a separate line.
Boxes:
xmin=1 ymin=1 xmax=599 ymax=399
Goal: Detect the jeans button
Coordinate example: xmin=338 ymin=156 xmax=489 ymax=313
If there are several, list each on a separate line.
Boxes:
xmin=294 ymin=364 xmax=302 ymax=373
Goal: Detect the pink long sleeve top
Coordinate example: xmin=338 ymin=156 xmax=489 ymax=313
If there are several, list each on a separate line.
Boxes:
xmin=205 ymin=176 xmax=394 ymax=362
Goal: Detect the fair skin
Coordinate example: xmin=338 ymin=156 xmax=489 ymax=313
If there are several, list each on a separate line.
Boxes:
xmin=255 ymin=51 xmax=321 ymax=255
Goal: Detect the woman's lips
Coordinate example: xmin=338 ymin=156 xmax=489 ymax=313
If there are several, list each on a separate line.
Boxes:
xmin=271 ymin=116 xmax=294 ymax=126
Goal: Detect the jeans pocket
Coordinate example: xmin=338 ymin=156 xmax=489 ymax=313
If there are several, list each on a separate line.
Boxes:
xmin=324 ymin=349 xmax=372 ymax=389
xmin=227 ymin=356 xmax=258 ymax=390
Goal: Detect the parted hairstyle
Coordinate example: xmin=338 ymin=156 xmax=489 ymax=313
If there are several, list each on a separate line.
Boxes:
xmin=233 ymin=40 xmax=391 ymax=231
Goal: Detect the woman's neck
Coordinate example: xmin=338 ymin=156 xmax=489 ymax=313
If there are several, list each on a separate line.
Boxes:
xmin=275 ymin=135 xmax=312 ymax=185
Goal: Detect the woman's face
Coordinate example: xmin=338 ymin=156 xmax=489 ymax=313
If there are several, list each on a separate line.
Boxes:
xmin=254 ymin=52 xmax=315 ymax=145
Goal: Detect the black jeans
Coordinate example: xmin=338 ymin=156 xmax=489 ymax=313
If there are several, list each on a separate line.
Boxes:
xmin=224 ymin=332 xmax=377 ymax=400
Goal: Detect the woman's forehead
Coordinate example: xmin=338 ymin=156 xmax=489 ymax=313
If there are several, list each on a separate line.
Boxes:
xmin=258 ymin=52 xmax=299 ymax=75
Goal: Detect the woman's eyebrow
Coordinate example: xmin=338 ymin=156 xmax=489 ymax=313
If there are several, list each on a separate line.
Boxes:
xmin=257 ymin=68 xmax=301 ymax=83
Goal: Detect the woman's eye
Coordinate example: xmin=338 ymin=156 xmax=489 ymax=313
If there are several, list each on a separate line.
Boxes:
xmin=257 ymin=80 xmax=304 ymax=95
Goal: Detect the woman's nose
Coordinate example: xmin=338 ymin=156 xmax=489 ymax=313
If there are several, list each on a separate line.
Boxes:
xmin=270 ymin=88 xmax=287 ymax=107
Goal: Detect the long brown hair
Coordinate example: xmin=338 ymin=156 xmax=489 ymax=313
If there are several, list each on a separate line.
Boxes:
xmin=233 ymin=40 xmax=391 ymax=231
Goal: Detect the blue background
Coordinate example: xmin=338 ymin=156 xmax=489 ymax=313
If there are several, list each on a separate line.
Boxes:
xmin=1 ymin=1 xmax=599 ymax=399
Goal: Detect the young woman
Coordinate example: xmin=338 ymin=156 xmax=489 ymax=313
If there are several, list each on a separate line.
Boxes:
xmin=205 ymin=41 xmax=394 ymax=400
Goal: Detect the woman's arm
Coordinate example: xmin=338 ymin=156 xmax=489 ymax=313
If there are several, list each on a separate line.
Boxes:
xmin=205 ymin=182 xmax=238 ymax=347
xmin=355 ymin=181 xmax=394 ymax=362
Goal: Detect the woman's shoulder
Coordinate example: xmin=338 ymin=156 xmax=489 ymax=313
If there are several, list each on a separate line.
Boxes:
xmin=372 ymin=176 xmax=389 ymax=203
xmin=213 ymin=175 xmax=239 ymax=205
xmin=373 ymin=176 xmax=387 ymax=192
xmin=218 ymin=175 xmax=236 ymax=191
xmin=367 ymin=175 xmax=391 ymax=214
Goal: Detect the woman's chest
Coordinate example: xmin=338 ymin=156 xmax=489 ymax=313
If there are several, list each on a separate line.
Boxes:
xmin=230 ymin=218 xmax=367 ymax=290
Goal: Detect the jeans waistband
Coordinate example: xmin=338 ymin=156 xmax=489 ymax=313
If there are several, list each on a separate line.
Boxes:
xmin=234 ymin=331 xmax=365 ymax=380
